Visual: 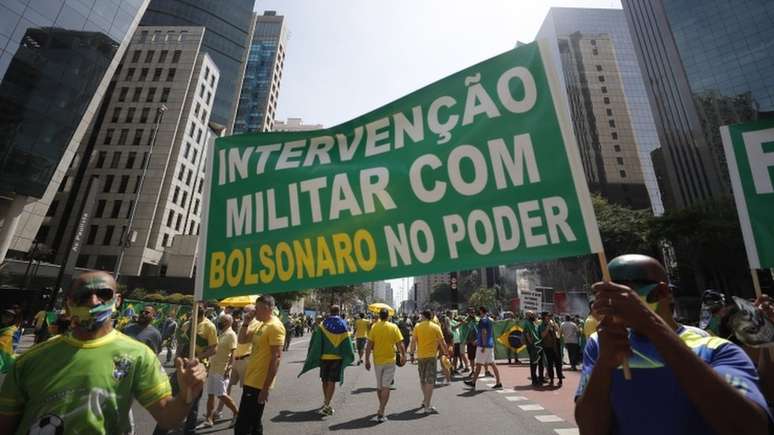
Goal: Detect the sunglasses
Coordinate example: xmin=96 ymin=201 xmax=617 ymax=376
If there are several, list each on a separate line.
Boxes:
xmin=72 ymin=287 xmax=115 ymax=305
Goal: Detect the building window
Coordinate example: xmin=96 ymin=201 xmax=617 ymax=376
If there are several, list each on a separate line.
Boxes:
xmin=132 ymin=129 xmax=143 ymax=146
xmin=118 ymin=87 xmax=128 ymax=102
xmin=145 ymin=50 xmax=154 ymax=63
xmin=96 ymin=151 xmax=107 ymax=168
xmin=111 ymin=107 xmax=121 ymax=123
xmin=140 ymin=108 xmax=149 ymax=123
xmin=146 ymin=88 xmax=156 ymax=102
xmin=46 ymin=200 xmax=59 ymax=217
xmin=206 ymin=91 xmax=211 ymax=105
xmin=159 ymin=50 xmax=168 ymax=63
xmin=132 ymin=88 xmax=141 ymax=102
xmin=191 ymin=148 xmax=198 ymax=164
xmin=194 ymin=102 xmax=201 ymax=117
xmin=601 ymin=86 xmax=607 ymax=94
xmin=103 ymin=226 xmax=114 ymax=246
xmin=619 ymin=170 xmax=627 ymax=178
xmin=111 ymin=200 xmax=122 ymax=218
xmin=139 ymin=31 xmax=148 ymax=42
xmin=193 ymin=199 xmax=200 ymax=214
xmin=173 ymin=186 xmax=180 ymax=204
xmin=189 ymin=122 xmax=196 ymax=137
xmin=603 ymin=97 xmax=610 ymax=104
xmin=172 ymin=51 xmax=181 ymax=64
xmin=126 ymin=201 xmax=134 ymax=218
xmin=608 ymin=119 xmax=616 ymax=128
xmin=196 ymin=129 xmax=202 ymax=144
xmin=125 ymin=107 xmax=135 ymax=123
xmin=606 ymin=108 xmax=613 ymax=116
xmin=175 ymin=214 xmax=182 ymax=231
xmin=131 ymin=50 xmax=141 ymax=63
xmin=590 ymin=39 xmax=597 ymax=46
xmin=199 ymin=84 xmax=205 ymax=98
xmin=134 ymin=176 xmax=141 ymax=193
xmin=162 ymin=234 xmax=169 ymax=247
xmin=185 ymin=170 xmax=192 ymax=185
xmin=167 ymin=211 xmax=174 ymax=227
xmin=118 ymin=175 xmax=129 ymax=193
xmin=104 ymin=129 xmax=114 ymax=145
xmin=598 ymin=75 xmax=605 ymax=82
xmin=616 ymin=157 xmax=624 ymax=165
xmin=592 ymin=48 xmax=598 ymax=56
xmin=614 ymin=145 xmax=621 ymax=152
xmin=209 ymin=75 xmax=215 ymax=87
xmin=204 ymin=66 xmax=210 ymax=81
xmin=152 ymin=68 xmax=162 ymax=82
xmin=166 ymin=69 xmax=176 ymax=82
xmin=87 ymin=225 xmax=98 ymax=245
xmin=95 ymin=200 xmax=106 ymax=217
xmin=141 ymin=152 xmax=148 ymax=169
xmin=611 ymin=132 xmax=618 ymax=140
xmin=596 ymin=65 xmax=603 ymax=71
xmin=184 ymin=142 xmax=191 ymax=159
xmin=118 ymin=129 xmax=129 ymax=145
xmin=110 ymin=152 xmax=121 ymax=169
xmin=126 ymin=68 xmax=135 ymax=81
xmin=181 ymin=191 xmax=188 ymax=206
xmin=160 ymin=88 xmax=170 ymax=102
xmin=126 ymin=152 xmax=136 ymax=169
xmin=139 ymin=68 xmax=148 ymax=81
xmin=103 ymin=175 xmax=114 ymax=193
xmin=177 ymin=166 xmax=185 ymax=181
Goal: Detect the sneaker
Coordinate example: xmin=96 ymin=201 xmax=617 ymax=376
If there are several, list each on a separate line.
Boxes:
xmin=464 ymin=380 xmax=476 ymax=389
xmin=492 ymin=383 xmax=503 ymax=389
xmin=195 ymin=420 xmax=213 ymax=429
xmin=376 ymin=415 xmax=386 ymax=423
xmin=425 ymin=406 xmax=438 ymax=414
xmin=212 ymin=412 xmax=223 ymax=422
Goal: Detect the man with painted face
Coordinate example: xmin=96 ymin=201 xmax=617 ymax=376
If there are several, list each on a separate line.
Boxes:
xmin=0 ymin=271 xmax=206 ymax=434
xmin=124 ymin=304 xmax=163 ymax=354
xmin=575 ymin=254 xmax=771 ymax=435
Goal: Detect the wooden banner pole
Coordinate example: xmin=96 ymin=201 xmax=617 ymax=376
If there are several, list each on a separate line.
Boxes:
xmin=597 ymin=251 xmax=632 ymax=380
xmin=186 ymin=301 xmax=200 ymax=403
xmin=751 ymin=269 xmax=763 ymax=298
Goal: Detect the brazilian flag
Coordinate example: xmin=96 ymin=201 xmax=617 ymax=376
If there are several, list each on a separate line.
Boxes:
xmin=299 ymin=316 xmax=355 ymax=384
xmin=0 ymin=326 xmax=16 ymax=375
xmin=497 ymin=324 xmax=526 ymax=353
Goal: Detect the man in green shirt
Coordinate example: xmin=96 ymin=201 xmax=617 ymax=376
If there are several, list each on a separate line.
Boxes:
xmin=0 ymin=271 xmax=206 ymax=434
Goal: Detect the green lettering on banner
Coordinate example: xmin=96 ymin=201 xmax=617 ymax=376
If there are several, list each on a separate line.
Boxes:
xmin=720 ymin=118 xmax=774 ymax=269
xmin=196 ymin=41 xmax=602 ymax=299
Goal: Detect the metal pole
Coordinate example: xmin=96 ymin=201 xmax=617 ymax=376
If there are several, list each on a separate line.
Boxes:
xmin=114 ymin=105 xmax=167 ymax=282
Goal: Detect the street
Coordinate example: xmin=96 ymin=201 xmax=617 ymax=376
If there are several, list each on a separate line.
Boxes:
xmin=132 ymin=337 xmax=580 ymax=435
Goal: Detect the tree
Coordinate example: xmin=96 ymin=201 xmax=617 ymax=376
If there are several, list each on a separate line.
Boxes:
xmin=592 ymin=195 xmax=658 ymax=259
xmin=274 ymin=290 xmax=311 ymax=310
xmin=429 ymin=283 xmax=453 ymax=305
xmin=467 ymin=288 xmax=498 ymax=312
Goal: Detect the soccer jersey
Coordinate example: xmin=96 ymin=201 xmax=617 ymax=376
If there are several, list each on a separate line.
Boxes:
xmin=477 ymin=316 xmax=494 ymax=348
xmin=367 ymin=320 xmax=403 ymax=365
xmin=0 ymin=329 xmax=171 ymax=434
xmin=413 ymin=320 xmax=443 ymax=359
xmin=354 ymin=319 xmax=370 ymax=338
xmin=576 ymin=325 xmax=771 ymax=435
xmin=245 ymin=316 xmax=285 ymax=390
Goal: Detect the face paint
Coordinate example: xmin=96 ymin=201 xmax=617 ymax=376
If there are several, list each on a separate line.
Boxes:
xmin=632 ymin=283 xmax=659 ymax=312
xmin=68 ymin=299 xmax=116 ymax=331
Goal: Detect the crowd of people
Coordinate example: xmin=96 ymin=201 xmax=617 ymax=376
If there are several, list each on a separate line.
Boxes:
xmin=1 ymin=253 xmax=774 ymax=434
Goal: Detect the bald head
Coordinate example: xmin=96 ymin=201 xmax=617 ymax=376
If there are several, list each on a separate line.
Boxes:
xmin=221 ymin=314 xmax=233 ymax=328
xmin=68 ymin=271 xmax=117 ymax=306
xmin=608 ymin=254 xmax=667 ymax=284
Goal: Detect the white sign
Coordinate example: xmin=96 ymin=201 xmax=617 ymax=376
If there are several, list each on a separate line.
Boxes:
xmin=520 ymin=289 xmax=543 ymax=313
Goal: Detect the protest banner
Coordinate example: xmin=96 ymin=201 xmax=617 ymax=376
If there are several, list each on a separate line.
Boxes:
xmin=195 ymin=40 xmax=602 ymax=301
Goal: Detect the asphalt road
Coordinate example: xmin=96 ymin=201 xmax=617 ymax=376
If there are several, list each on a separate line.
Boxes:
xmin=132 ymin=335 xmax=579 ymax=435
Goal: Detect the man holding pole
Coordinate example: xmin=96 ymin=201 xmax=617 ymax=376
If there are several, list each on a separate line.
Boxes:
xmin=575 ymin=254 xmax=771 ymax=435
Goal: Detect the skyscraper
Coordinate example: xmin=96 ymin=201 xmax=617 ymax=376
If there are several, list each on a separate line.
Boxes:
xmin=45 ymin=27 xmax=219 ymax=277
xmin=233 ymin=11 xmax=287 ymax=133
xmin=623 ymin=0 xmax=774 ymax=209
xmin=538 ymin=7 xmax=663 ymax=213
xmin=0 ymin=0 xmax=150 ymax=264
xmin=139 ymin=0 xmax=255 ymax=130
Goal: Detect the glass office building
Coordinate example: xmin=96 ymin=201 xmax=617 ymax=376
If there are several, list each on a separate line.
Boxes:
xmin=140 ymin=0 xmax=255 ymax=130
xmin=0 ymin=0 xmax=148 ymax=261
xmin=623 ymin=0 xmax=774 ymax=209
xmin=538 ymin=7 xmax=664 ymax=214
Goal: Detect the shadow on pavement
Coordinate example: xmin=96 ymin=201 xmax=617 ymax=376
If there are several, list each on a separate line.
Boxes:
xmin=287 ymin=360 xmax=306 ymax=364
xmin=386 ymin=407 xmax=426 ymax=421
xmin=511 ymin=384 xmax=563 ymax=392
xmin=328 ymin=414 xmax=381 ymax=430
xmin=270 ymin=409 xmax=324 ymax=423
xmin=350 ymin=387 xmax=377 ymax=394
xmin=457 ymin=389 xmax=486 ymax=397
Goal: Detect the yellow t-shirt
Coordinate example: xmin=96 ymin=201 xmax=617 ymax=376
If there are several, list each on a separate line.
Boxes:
xmin=196 ymin=318 xmax=219 ymax=358
xmin=367 ymin=320 xmax=403 ymax=365
xmin=413 ymin=320 xmax=443 ymax=359
xmin=245 ymin=316 xmax=285 ymax=390
xmin=33 ymin=311 xmax=46 ymax=329
xmin=354 ymin=319 xmax=370 ymax=338
xmin=234 ymin=319 xmax=261 ymax=358
xmin=583 ymin=314 xmax=599 ymax=338
xmin=209 ymin=329 xmax=237 ymax=375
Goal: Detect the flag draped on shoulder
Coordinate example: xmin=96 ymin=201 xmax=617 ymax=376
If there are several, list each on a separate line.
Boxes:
xmin=497 ymin=323 xmax=526 ymax=353
xmin=299 ymin=316 xmax=355 ymax=384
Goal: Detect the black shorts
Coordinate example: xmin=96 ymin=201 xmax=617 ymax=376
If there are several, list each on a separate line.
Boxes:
xmin=356 ymin=337 xmax=367 ymax=352
xmin=320 ymin=359 xmax=342 ymax=382
xmin=453 ymin=343 xmax=461 ymax=358
xmin=467 ymin=342 xmax=477 ymax=361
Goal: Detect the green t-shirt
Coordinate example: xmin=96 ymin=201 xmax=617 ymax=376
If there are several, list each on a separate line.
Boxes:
xmin=0 ymin=329 xmax=172 ymax=434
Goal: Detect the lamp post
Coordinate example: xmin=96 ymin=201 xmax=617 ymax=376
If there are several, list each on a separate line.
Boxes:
xmin=114 ymin=104 xmax=167 ymax=282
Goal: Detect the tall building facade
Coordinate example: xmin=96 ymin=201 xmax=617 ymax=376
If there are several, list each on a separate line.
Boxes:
xmin=44 ymin=27 xmax=218 ymax=277
xmin=623 ymin=0 xmax=774 ymax=209
xmin=233 ymin=11 xmax=287 ymax=133
xmin=538 ymin=7 xmax=663 ymax=213
xmin=0 ymin=0 xmax=150 ymax=263
xmin=274 ymin=117 xmax=323 ymax=132
xmin=413 ymin=273 xmax=451 ymax=307
xmin=139 ymin=0 xmax=255 ymax=130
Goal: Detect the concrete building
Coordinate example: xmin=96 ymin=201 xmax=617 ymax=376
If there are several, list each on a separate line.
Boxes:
xmin=538 ymin=7 xmax=662 ymax=213
xmin=413 ymin=273 xmax=451 ymax=307
xmin=139 ymin=0 xmax=255 ymax=130
xmin=385 ymin=285 xmax=394 ymax=308
xmin=0 ymin=0 xmax=150 ymax=264
xmin=233 ymin=11 xmax=287 ymax=133
xmin=623 ymin=0 xmax=774 ymax=209
xmin=44 ymin=26 xmax=219 ymax=277
xmin=274 ymin=118 xmax=324 ymax=132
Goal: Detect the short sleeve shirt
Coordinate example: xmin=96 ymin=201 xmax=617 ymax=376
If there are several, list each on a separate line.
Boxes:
xmin=234 ymin=319 xmax=261 ymax=358
xmin=413 ymin=320 xmax=444 ymax=359
xmin=575 ymin=326 xmax=771 ymax=435
xmin=477 ymin=316 xmax=494 ymax=348
xmin=245 ymin=316 xmax=285 ymax=390
xmin=210 ymin=329 xmax=237 ymax=375
xmin=354 ymin=319 xmax=370 ymax=338
xmin=367 ymin=320 xmax=403 ymax=365
xmin=0 ymin=329 xmax=171 ymax=434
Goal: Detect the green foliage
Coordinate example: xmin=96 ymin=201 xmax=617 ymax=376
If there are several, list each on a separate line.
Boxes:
xmin=592 ymin=195 xmax=658 ymax=258
xmin=430 ymin=283 xmax=453 ymax=304
xmin=274 ymin=290 xmax=311 ymax=310
xmin=467 ymin=288 xmax=498 ymax=311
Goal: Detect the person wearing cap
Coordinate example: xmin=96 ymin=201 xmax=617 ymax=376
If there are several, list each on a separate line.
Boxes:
xmin=365 ymin=308 xmax=406 ymax=423
xmin=0 ymin=271 xmax=206 ymax=434
xmin=575 ymin=254 xmax=771 ymax=435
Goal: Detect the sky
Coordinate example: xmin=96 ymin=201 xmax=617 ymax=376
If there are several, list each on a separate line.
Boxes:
xmin=252 ymin=0 xmax=622 ymax=302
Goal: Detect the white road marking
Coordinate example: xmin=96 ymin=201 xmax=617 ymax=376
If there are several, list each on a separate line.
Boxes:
xmin=518 ymin=404 xmax=545 ymax=411
xmin=505 ymin=396 xmax=528 ymax=402
xmin=535 ymin=415 xmax=563 ymax=423
xmin=554 ymin=429 xmax=579 ymax=435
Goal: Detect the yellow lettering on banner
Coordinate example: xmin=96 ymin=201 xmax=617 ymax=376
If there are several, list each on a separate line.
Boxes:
xmin=316 ymin=236 xmax=336 ymax=277
xmin=259 ymin=244 xmax=275 ymax=283
xmin=210 ymin=252 xmax=226 ymax=288
xmin=244 ymin=248 xmax=259 ymax=285
xmin=332 ymin=233 xmax=357 ymax=274
xmin=276 ymin=242 xmax=294 ymax=282
xmin=294 ymin=239 xmax=315 ymax=279
xmin=226 ymin=249 xmax=244 ymax=288
xmin=354 ymin=229 xmax=377 ymax=271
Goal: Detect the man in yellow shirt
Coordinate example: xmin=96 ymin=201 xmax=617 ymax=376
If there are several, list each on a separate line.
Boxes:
xmin=235 ymin=295 xmax=285 ymax=434
xmin=200 ymin=314 xmax=239 ymax=428
xmin=410 ymin=310 xmax=448 ymax=414
xmin=365 ymin=308 xmax=406 ymax=423
xmin=354 ymin=313 xmax=370 ymax=365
